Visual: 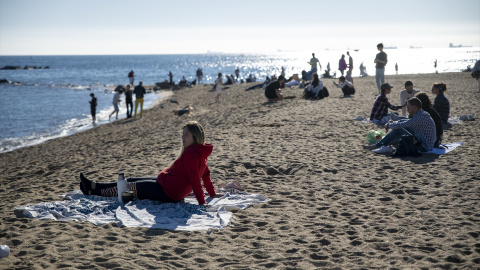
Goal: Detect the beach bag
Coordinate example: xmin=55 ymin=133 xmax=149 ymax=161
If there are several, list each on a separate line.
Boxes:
xmin=365 ymin=130 xmax=385 ymax=144
xmin=322 ymin=87 xmax=329 ymax=97
xmin=392 ymin=135 xmax=421 ymax=157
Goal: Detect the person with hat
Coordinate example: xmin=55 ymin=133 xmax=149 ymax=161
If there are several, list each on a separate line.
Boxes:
xmin=369 ymin=83 xmax=406 ymax=124
xmin=399 ymin=81 xmax=420 ymax=117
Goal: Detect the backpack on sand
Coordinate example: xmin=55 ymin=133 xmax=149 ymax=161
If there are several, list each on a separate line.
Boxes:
xmin=392 ymin=135 xmax=421 ymax=157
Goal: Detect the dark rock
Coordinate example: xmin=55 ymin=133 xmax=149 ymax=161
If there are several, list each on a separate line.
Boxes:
xmin=0 ymin=79 xmax=9 ymax=84
xmin=1 ymin=66 xmax=22 ymax=70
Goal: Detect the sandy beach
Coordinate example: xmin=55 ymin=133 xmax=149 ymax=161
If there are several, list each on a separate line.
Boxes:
xmin=1 ymin=72 xmax=479 ymax=269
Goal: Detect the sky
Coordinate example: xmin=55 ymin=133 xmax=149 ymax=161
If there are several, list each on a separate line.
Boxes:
xmin=0 ymin=0 xmax=479 ymax=55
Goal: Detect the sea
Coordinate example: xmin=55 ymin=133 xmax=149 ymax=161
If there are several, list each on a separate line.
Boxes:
xmin=1 ymin=47 xmax=479 ymax=153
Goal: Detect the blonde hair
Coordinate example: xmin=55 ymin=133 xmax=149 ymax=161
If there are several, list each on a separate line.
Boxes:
xmin=176 ymin=121 xmax=205 ymax=158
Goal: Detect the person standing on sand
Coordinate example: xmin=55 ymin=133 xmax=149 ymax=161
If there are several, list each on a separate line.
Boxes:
xmin=128 ymin=70 xmax=134 ymax=85
xmin=215 ymin=73 xmax=223 ymax=102
xmin=169 ymin=71 xmax=173 ymax=85
xmin=338 ymin=54 xmax=347 ymax=76
xmin=109 ymin=88 xmax=123 ymax=121
xmin=134 ymin=81 xmax=146 ymax=118
xmin=235 ymin=67 xmax=240 ymax=81
xmin=346 ymin=51 xmax=354 ymax=84
xmin=307 ymin=53 xmax=321 ymax=80
xmin=124 ymin=84 xmax=133 ymax=118
xmin=374 ymin=43 xmax=388 ymax=93
xmin=399 ymin=81 xmax=420 ymax=117
xmin=89 ymin=93 xmax=97 ymax=124
xmin=79 ymin=121 xmax=223 ymax=205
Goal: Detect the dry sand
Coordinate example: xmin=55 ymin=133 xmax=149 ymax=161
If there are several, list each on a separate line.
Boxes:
xmin=1 ymin=72 xmax=479 ymax=269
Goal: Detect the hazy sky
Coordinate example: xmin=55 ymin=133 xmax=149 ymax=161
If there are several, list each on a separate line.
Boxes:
xmin=1 ymin=0 xmax=479 ymax=55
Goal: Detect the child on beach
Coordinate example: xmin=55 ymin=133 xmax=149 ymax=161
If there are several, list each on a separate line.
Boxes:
xmin=109 ymin=88 xmax=123 ymax=121
xmin=369 ymin=83 xmax=406 ymax=124
xmin=89 ymin=93 xmax=97 ymax=124
xmin=80 ymin=121 xmax=223 ymax=205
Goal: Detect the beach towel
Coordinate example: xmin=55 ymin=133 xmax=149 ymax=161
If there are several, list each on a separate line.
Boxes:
xmin=14 ymin=190 xmax=268 ymax=231
xmin=422 ymin=142 xmax=463 ymax=155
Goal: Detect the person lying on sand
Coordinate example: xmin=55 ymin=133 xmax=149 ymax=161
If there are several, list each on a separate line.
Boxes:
xmin=264 ymin=75 xmax=285 ymax=103
xmin=80 ymin=121 xmax=223 ymax=205
xmin=363 ymin=97 xmax=436 ymax=153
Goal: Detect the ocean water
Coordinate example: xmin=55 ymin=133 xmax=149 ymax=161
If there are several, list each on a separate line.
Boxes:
xmin=1 ymin=47 xmax=479 ymax=153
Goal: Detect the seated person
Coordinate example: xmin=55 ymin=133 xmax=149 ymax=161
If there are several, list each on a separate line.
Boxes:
xmin=264 ymin=75 xmax=284 ymax=102
xmin=333 ymin=76 xmax=355 ymax=97
xmin=286 ymin=74 xmax=302 ymax=87
xmin=360 ymin=62 xmax=369 ymax=77
xmin=399 ymin=81 xmax=420 ymax=117
xmin=304 ymin=73 xmax=324 ymax=99
xmin=363 ymin=97 xmax=436 ymax=152
xmin=79 ymin=121 xmax=222 ymax=205
xmin=431 ymin=83 xmax=451 ymax=129
xmin=179 ymin=76 xmax=188 ymax=86
xmin=415 ymin=92 xmax=443 ymax=147
xmin=369 ymin=83 xmax=405 ymax=124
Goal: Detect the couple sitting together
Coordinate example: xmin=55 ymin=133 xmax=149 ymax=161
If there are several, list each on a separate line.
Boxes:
xmin=364 ymin=82 xmax=446 ymax=153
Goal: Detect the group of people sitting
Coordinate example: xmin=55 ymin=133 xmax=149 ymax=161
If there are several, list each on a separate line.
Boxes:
xmin=364 ymin=81 xmax=450 ymax=153
xmin=263 ymin=71 xmax=355 ymax=102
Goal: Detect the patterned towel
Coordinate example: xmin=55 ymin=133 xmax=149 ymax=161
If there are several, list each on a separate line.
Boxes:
xmin=14 ymin=190 xmax=269 ymax=231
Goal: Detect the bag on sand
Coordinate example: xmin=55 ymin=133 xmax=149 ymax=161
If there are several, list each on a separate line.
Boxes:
xmin=322 ymin=87 xmax=329 ymax=97
xmin=392 ymin=135 xmax=421 ymax=157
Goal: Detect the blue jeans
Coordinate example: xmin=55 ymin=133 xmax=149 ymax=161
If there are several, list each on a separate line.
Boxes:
xmin=306 ymin=67 xmax=318 ymax=80
xmin=375 ymin=68 xmax=385 ymax=91
xmin=376 ymin=128 xmax=428 ymax=152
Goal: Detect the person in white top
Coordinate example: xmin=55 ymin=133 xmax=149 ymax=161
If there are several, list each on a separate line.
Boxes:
xmin=399 ymin=81 xmax=420 ymax=116
xmin=109 ymin=88 xmax=123 ymax=121
xmin=333 ymin=76 xmax=355 ymax=97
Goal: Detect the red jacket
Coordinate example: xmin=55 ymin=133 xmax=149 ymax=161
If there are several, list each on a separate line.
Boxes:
xmin=157 ymin=144 xmax=215 ymax=205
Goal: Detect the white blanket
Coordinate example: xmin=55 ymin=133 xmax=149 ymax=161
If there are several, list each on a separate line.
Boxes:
xmin=15 ymin=190 xmax=268 ymax=231
xmin=423 ymin=142 xmax=463 ymax=155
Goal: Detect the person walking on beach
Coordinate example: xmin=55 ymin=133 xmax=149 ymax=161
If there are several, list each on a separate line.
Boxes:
xmin=346 ymin=51 xmax=354 ymax=84
xmin=128 ymin=70 xmax=134 ymax=85
xmin=338 ymin=54 xmax=347 ymax=76
xmin=79 ymin=121 xmax=223 ymax=205
xmin=374 ymin=43 xmax=388 ymax=93
xmin=109 ymin=88 xmax=123 ymax=121
xmin=134 ymin=81 xmax=146 ymax=118
xmin=307 ymin=53 xmax=321 ymax=80
xmin=399 ymin=81 xmax=420 ymax=117
xmin=214 ymin=73 xmax=223 ymax=102
xmin=89 ymin=93 xmax=97 ymax=124
xmin=124 ymin=84 xmax=133 ymax=118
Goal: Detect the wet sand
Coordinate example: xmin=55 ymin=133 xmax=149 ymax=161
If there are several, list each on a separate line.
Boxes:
xmin=1 ymin=72 xmax=479 ymax=269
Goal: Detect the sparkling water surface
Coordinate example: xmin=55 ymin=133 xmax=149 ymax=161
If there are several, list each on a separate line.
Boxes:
xmin=1 ymin=48 xmax=478 ymax=153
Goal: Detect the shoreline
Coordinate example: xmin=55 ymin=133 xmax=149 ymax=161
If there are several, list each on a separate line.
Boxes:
xmin=1 ymin=72 xmax=479 ymax=269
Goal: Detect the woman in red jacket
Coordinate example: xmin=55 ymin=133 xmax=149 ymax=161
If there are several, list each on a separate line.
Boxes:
xmin=80 ymin=121 xmax=219 ymax=205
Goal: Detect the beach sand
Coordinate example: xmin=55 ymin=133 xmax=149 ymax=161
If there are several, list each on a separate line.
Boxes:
xmin=1 ymin=72 xmax=479 ymax=269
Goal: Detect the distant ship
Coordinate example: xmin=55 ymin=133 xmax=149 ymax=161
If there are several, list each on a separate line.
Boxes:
xmin=449 ymin=43 xmax=472 ymax=48
xmin=384 ymin=46 xmax=397 ymax=49
xmin=409 ymin=45 xmax=422 ymax=49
